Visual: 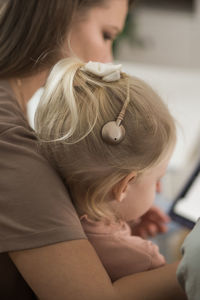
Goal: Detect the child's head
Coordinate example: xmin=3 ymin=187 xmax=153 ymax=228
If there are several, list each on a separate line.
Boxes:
xmin=35 ymin=58 xmax=176 ymax=221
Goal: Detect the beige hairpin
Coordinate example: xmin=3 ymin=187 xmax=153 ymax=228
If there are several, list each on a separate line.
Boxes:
xmin=101 ymin=79 xmax=130 ymax=145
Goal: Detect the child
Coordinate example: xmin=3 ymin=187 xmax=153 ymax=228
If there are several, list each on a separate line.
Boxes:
xmin=35 ymin=58 xmax=176 ymax=282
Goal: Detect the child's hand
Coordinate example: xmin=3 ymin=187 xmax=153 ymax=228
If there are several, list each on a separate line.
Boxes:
xmin=131 ymin=206 xmax=171 ymax=238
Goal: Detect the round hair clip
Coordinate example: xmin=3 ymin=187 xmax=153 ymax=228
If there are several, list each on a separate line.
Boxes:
xmin=101 ymin=121 xmax=125 ymax=145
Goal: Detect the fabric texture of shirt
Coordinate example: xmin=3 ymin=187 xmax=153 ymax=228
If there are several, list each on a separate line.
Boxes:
xmin=0 ymin=80 xmax=86 ymax=298
xmin=81 ymin=215 xmax=165 ymax=281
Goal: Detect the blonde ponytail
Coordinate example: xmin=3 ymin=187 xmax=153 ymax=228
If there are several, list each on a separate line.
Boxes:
xmin=35 ymin=57 xmax=109 ymax=144
xmin=35 ymin=58 xmax=81 ymax=142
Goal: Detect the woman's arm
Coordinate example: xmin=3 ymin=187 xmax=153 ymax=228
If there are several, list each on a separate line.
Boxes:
xmin=114 ymin=261 xmax=186 ymax=300
xmin=10 ymin=239 xmax=186 ymax=300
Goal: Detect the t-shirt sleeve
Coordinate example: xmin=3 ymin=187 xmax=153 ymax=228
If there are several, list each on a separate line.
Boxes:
xmin=0 ymin=86 xmax=86 ymax=253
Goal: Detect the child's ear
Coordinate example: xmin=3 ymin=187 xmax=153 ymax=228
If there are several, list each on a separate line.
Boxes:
xmin=113 ymin=171 xmax=136 ymax=202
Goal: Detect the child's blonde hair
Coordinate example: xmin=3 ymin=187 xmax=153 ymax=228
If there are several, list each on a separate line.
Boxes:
xmin=35 ymin=58 xmax=176 ymax=220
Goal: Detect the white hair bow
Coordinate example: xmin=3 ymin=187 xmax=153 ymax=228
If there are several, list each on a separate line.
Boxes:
xmin=81 ymin=61 xmax=122 ymax=82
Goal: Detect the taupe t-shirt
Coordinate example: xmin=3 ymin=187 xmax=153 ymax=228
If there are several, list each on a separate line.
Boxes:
xmin=0 ymin=80 xmax=86 ymax=297
xmin=0 ymin=80 xmax=86 ymax=251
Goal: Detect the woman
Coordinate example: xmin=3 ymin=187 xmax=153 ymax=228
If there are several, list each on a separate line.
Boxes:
xmin=0 ymin=1 xmax=186 ymax=299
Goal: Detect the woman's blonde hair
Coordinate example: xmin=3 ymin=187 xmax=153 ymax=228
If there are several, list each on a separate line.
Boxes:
xmin=35 ymin=58 xmax=176 ymax=220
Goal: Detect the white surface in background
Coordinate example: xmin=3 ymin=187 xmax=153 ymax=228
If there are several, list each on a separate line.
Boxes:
xmin=27 ymin=63 xmax=200 ymax=171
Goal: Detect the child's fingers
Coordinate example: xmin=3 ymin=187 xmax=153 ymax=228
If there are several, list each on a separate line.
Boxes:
xmin=146 ymin=223 xmax=159 ymax=236
xmin=148 ymin=207 xmax=171 ymax=223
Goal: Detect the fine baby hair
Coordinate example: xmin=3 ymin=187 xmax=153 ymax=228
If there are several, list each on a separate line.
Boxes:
xmin=35 ymin=57 xmax=176 ymax=221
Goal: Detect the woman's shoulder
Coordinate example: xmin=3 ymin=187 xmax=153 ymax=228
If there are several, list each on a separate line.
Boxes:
xmin=0 ymin=80 xmax=48 ymax=171
xmin=0 ymin=80 xmax=86 ymax=253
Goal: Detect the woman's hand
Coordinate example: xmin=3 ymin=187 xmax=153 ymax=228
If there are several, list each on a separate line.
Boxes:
xmin=131 ymin=206 xmax=171 ymax=238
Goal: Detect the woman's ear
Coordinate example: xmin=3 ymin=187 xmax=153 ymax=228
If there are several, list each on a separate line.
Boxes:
xmin=113 ymin=171 xmax=136 ymax=202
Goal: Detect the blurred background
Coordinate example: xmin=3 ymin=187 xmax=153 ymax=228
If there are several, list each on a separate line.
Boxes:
xmin=28 ymin=0 xmax=200 ymax=263
xmin=115 ymin=0 xmax=200 ymax=69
